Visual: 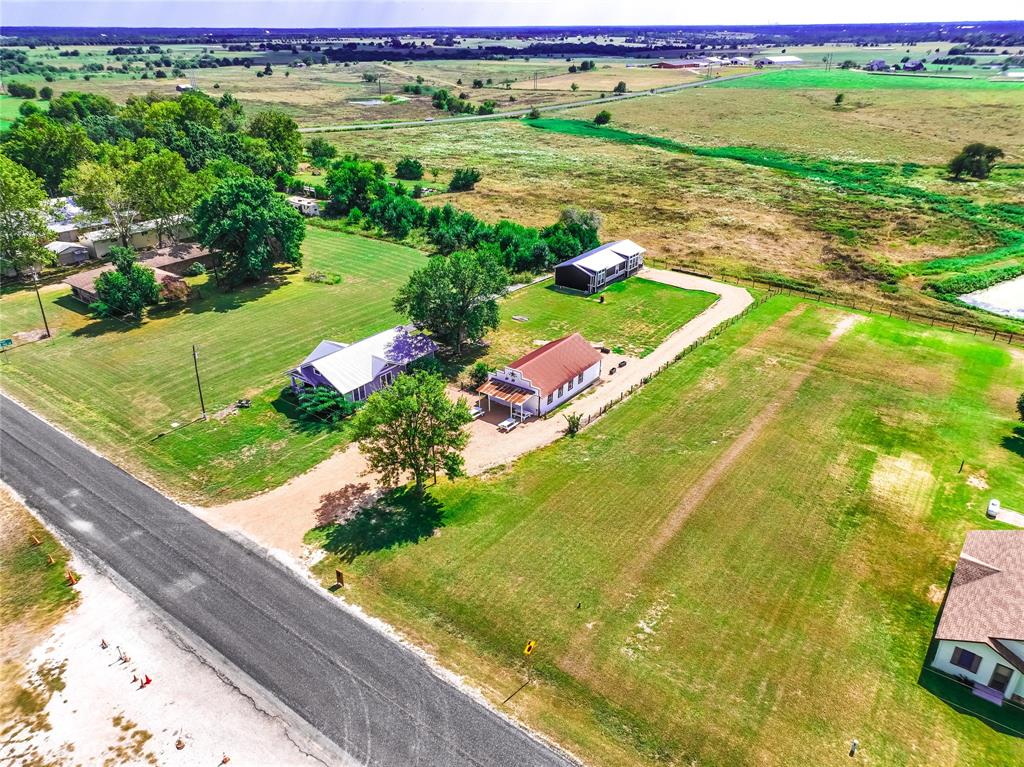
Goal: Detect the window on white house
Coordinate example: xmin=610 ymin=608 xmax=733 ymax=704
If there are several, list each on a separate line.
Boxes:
xmin=577 ymin=372 xmax=584 ymax=384
xmin=567 ymin=379 xmax=573 ymax=391
xmin=547 ymin=393 xmax=553 ymax=404
xmin=558 ymin=385 xmax=564 ymax=397
xmin=951 ymin=646 xmax=982 ymax=673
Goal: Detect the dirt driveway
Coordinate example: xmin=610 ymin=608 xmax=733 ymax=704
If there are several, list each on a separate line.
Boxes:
xmin=201 ymin=270 xmax=752 ymax=556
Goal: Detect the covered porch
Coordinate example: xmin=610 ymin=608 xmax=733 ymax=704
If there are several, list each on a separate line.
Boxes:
xmin=476 ymin=379 xmax=535 ymax=422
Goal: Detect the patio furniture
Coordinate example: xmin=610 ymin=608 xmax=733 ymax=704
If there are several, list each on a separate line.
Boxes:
xmin=498 ymin=417 xmax=519 ymax=433
xmin=469 ymin=405 xmax=485 ymax=420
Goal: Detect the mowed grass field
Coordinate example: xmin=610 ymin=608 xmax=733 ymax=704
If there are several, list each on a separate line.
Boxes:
xmin=0 ymin=228 xmax=426 ymax=503
xmin=310 ymin=295 xmax=1024 ymax=767
xmin=483 ymin=277 xmax=717 ymax=365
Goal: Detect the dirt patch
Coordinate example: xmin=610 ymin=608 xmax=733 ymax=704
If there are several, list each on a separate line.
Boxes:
xmin=870 ymin=452 xmax=937 ymax=517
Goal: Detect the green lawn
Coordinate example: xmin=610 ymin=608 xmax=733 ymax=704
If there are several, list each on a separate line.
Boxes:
xmin=483 ymin=277 xmax=717 ymax=365
xmin=0 ymin=228 xmax=427 ymax=503
xmin=709 ymin=68 xmax=1024 ymax=90
xmin=309 ymin=295 xmax=1024 ymax=767
xmin=0 ymin=94 xmax=48 ymax=130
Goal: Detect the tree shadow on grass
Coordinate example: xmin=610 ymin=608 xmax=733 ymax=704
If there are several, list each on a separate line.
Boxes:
xmin=67 ymin=271 xmax=293 ymax=338
xmin=1002 ymin=426 xmax=1024 ymax=460
xmin=312 ymin=488 xmax=444 ymax=564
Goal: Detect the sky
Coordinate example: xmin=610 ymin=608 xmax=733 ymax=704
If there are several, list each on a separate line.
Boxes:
xmin=2 ymin=0 xmax=1021 ymax=28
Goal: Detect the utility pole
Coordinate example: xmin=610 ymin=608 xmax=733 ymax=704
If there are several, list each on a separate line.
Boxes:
xmin=32 ymin=272 xmax=51 ymax=338
xmin=192 ymin=344 xmax=207 ymax=420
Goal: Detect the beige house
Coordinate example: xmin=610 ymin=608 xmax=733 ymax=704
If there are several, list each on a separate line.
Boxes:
xmin=930 ymin=530 xmax=1024 ymax=706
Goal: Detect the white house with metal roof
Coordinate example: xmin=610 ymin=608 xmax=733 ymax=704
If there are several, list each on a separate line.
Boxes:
xmin=553 ymin=240 xmax=646 ymax=294
xmin=288 ymin=325 xmax=437 ymax=402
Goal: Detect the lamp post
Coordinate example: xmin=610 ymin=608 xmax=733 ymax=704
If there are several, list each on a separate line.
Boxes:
xmin=32 ymin=272 xmax=51 ymax=338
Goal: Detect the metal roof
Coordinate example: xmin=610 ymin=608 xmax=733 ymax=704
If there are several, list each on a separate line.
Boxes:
xmin=556 ymin=240 xmax=646 ymax=275
xmin=296 ymin=326 xmax=437 ymax=395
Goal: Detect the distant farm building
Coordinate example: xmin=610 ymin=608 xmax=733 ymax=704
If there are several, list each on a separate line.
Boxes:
xmin=286 ymin=195 xmax=322 ymax=217
xmin=478 ymin=332 xmax=602 ymax=419
xmin=288 ymin=325 xmax=437 ymax=402
xmin=930 ymin=531 xmax=1024 ymax=706
xmin=729 ymin=56 xmax=750 ymax=65
xmin=175 ymin=83 xmax=194 ymax=92
xmin=554 ymin=240 xmax=646 ymax=294
xmin=755 ymin=55 xmax=803 ymax=66
xmin=902 ymin=60 xmax=927 ymax=71
xmin=45 ymin=241 xmax=91 ymax=267
xmin=45 ymin=196 xmax=106 ymax=243
xmin=864 ymin=59 xmax=890 ymax=71
xmin=651 ymin=58 xmax=710 ymax=69
xmin=81 ymin=215 xmax=192 ymax=259
xmin=64 ymin=263 xmax=179 ymax=305
xmin=61 ymin=244 xmax=209 ymax=304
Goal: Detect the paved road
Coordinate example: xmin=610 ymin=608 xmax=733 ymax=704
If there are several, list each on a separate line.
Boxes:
xmin=0 ymin=395 xmax=574 ymax=767
xmin=300 ymin=71 xmax=756 ymax=133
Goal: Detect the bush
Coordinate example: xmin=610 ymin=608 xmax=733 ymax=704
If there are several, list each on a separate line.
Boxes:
xmin=612 ymin=81 xmax=627 ymax=94
xmin=39 ymin=86 xmax=53 ymax=100
xmin=305 ymin=270 xmax=342 ymax=284
xmin=564 ymin=412 xmax=583 ymax=436
xmin=469 ymin=362 xmax=490 ymax=388
xmin=6 ymin=82 xmax=37 ymax=99
xmin=395 ymin=157 xmax=424 ymax=180
xmin=295 ymin=386 xmax=360 ymax=424
xmin=185 ymin=262 xmax=207 ymax=276
xmin=593 ymin=110 xmax=612 ymax=125
xmin=526 ymin=107 xmax=541 ymax=119
xmin=411 ymin=184 xmax=424 ymax=199
xmin=448 ymin=167 xmax=482 ymax=192
xmin=409 ymin=356 xmax=445 ymax=377
xmin=1017 ymin=392 xmax=1024 ymax=422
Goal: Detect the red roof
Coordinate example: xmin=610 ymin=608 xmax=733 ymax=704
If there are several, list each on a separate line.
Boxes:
xmin=507 ymin=333 xmax=601 ymax=396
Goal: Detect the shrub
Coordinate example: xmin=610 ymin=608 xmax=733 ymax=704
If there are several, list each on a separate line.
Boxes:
xmin=185 ymin=262 xmax=207 ymax=276
xmin=409 ymin=356 xmax=445 ymax=377
xmin=295 ymin=386 xmax=359 ymax=424
xmin=526 ymin=107 xmax=541 ymax=119
xmin=395 ymin=157 xmax=424 ymax=180
xmin=6 ymin=82 xmax=37 ymax=99
xmin=1017 ymin=392 xmax=1024 ymax=422
xmin=39 ymin=86 xmax=53 ymax=100
xmin=469 ymin=362 xmax=490 ymax=388
xmin=305 ymin=270 xmax=342 ymax=284
xmin=160 ymin=275 xmax=190 ymax=302
xmin=564 ymin=412 xmax=583 ymax=436
xmin=448 ymin=167 xmax=482 ymax=192
xmin=612 ymin=81 xmax=627 ymax=94
xmin=593 ymin=110 xmax=612 ymax=125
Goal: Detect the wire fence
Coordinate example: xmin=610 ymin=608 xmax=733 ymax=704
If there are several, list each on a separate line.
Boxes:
xmin=669 ymin=266 xmax=1023 ymax=348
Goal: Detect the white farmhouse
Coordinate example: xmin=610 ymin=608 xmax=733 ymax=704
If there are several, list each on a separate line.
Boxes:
xmin=477 ymin=332 xmax=602 ymax=420
xmin=930 ymin=530 xmax=1024 ymax=706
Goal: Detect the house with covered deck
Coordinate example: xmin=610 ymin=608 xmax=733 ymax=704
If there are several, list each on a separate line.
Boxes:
xmin=930 ymin=530 xmax=1024 ymax=706
xmin=477 ymin=332 xmax=602 ymax=420
xmin=554 ymin=240 xmax=646 ymax=295
xmin=288 ymin=325 xmax=437 ymax=402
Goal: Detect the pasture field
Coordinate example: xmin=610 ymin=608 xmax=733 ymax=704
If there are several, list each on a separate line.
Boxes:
xmin=509 ymin=63 xmax=706 ymax=92
xmin=309 ymin=295 xmax=1024 ymax=767
xmin=0 ymin=229 xmax=426 ymax=503
xmin=607 ymin=83 xmax=1024 ymax=164
xmin=711 ymin=68 xmax=1024 ymax=91
xmin=483 ymin=277 xmax=717 ymax=366
xmin=330 ymin=113 xmax=1023 ymax=325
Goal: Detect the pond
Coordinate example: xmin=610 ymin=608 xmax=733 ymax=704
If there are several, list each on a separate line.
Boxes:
xmin=960 ymin=275 xmax=1024 ymax=320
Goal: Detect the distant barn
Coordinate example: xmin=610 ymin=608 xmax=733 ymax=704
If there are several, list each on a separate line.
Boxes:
xmin=554 ymin=240 xmax=645 ymax=294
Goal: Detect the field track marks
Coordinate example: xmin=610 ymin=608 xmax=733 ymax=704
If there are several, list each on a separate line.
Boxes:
xmin=636 ymin=312 xmax=863 ymax=575
xmin=560 ymin=309 xmax=861 ymax=677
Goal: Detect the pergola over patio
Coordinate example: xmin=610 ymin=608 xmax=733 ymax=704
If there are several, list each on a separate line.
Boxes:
xmin=477 ymin=378 xmax=533 ymax=420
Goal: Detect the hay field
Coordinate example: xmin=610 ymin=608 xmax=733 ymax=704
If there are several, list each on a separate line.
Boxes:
xmin=310 ymin=295 xmax=1024 ymax=767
